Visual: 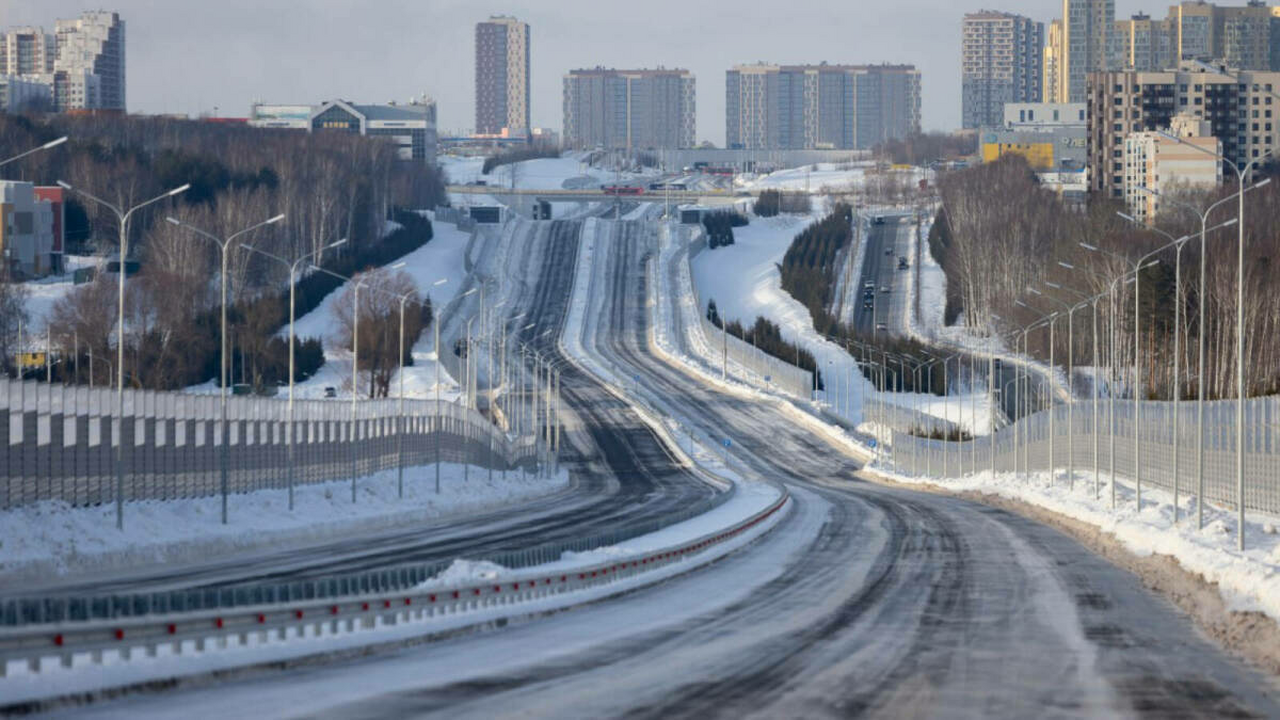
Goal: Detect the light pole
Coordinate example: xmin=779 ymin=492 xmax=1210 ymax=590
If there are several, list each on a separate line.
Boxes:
xmin=57 ymin=180 xmax=190 ymax=530
xmin=240 ymin=238 xmax=348 ymax=510
xmin=1027 ymin=286 xmax=1081 ymax=488
xmin=1082 ymin=236 xmax=1177 ymax=511
xmin=1014 ymin=300 xmax=1059 ymax=482
xmin=166 ymin=213 xmax=285 ymax=524
xmin=0 ymin=136 xmax=66 ymax=171
xmin=1044 ymin=282 xmax=1093 ymax=492
xmin=1145 ymin=182 xmax=1263 ymax=528
xmin=1159 ymin=118 xmax=1274 ymax=549
xmin=1050 ymin=268 xmax=1107 ymax=497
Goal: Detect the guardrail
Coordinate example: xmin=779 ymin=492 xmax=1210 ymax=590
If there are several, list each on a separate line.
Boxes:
xmin=0 ymin=490 xmax=788 ymax=680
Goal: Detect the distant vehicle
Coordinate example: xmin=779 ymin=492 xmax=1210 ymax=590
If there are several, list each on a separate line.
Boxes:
xmin=873 ymin=216 xmax=886 ymax=224
xmin=879 ymin=285 xmax=890 ymax=293
xmin=864 ymin=281 xmax=875 ymax=289
xmin=603 ymin=185 xmax=644 ymax=196
xmin=863 ymin=300 xmax=874 ymax=311
xmin=886 ymin=248 xmax=895 ymax=255
xmin=648 ymin=182 xmax=688 ymax=191
xmin=898 ymin=257 xmax=909 ymax=269
xmin=705 ymin=167 xmax=735 ymax=177
xmin=323 ymin=387 xmax=337 ymax=399
xmin=876 ymin=322 xmax=888 ymax=331
xmin=470 ymin=180 xmax=487 ymax=186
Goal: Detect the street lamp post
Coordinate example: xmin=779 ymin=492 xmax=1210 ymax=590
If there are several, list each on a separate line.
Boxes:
xmin=241 ymin=238 xmax=349 ymax=510
xmin=57 ymin=180 xmax=190 ymax=530
xmin=1159 ymin=120 xmax=1274 ymax=549
xmin=0 ymin=136 xmax=67 ymax=171
xmin=166 ymin=213 xmax=285 ymax=524
xmin=1145 ymin=182 xmax=1264 ymax=527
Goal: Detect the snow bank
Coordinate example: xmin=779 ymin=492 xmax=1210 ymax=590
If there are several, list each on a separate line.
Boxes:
xmin=0 ymin=462 xmax=571 ymax=582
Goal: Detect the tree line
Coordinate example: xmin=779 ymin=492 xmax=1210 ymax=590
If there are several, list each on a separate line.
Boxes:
xmin=707 ymin=300 xmax=823 ymax=391
xmin=703 ymin=210 xmax=747 ymax=249
xmin=933 ymin=153 xmax=1280 ymax=401
xmin=0 ymin=112 xmax=446 ymax=391
xmin=753 ymin=189 xmax=812 ymax=217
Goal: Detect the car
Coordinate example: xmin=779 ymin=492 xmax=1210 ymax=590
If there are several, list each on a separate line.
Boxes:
xmin=863 ymin=300 xmax=874 ymax=310
xmin=323 ymin=386 xmax=337 ymax=398
xmin=886 ymin=247 xmax=895 ymax=255
xmin=864 ymin=281 xmax=875 ymax=289
xmin=875 ymin=322 xmax=888 ymax=331
xmin=873 ymin=216 xmax=885 ymax=225
xmin=879 ymin=285 xmax=890 ymax=293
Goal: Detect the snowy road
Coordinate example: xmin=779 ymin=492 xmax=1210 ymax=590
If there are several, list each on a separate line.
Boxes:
xmin=60 ymin=216 xmax=1280 ymax=718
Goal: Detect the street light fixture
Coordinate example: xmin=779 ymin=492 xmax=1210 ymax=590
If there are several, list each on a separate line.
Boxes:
xmin=56 ymin=179 xmax=190 ymax=531
xmin=0 ymin=136 xmax=68 ymax=170
xmin=166 ymin=213 xmax=285 ymax=524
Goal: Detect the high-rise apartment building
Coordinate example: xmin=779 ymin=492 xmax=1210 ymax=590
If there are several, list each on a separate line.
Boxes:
xmin=1087 ymin=61 xmax=1280 ymax=198
xmin=53 ymin=11 xmax=125 ymax=111
xmin=1045 ymin=20 xmax=1066 ymax=103
xmin=962 ymin=11 xmax=1044 ymax=129
xmin=0 ymin=11 xmax=124 ymax=113
xmin=725 ymin=63 xmax=921 ymax=150
xmin=562 ymin=68 xmax=695 ymax=150
xmin=1165 ymin=1 xmax=1272 ymax=70
xmin=1063 ymin=0 xmax=1116 ymax=103
xmin=1123 ymin=113 xmax=1222 ymax=222
xmin=1114 ymin=13 xmax=1174 ymax=71
xmin=474 ymin=16 xmax=530 ymax=136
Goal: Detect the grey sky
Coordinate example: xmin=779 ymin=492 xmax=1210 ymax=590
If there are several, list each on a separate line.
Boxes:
xmin=2 ymin=0 xmax=1153 ymax=143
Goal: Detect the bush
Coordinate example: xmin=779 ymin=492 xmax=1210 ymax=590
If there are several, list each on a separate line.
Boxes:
xmin=703 ymin=210 xmax=747 ymax=249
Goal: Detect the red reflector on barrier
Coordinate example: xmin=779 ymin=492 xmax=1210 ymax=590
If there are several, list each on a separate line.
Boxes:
xmin=330 ymin=606 xmax=339 ymax=615
xmin=362 ymin=602 xmax=370 ymax=611
xmin=295 ymin=610 xmax=304 ymax=619
xmin=452 ymin=591 xmax=460 ymax=599
xmin=53 ymin=634 xmax=63 ymax=646
xmin=512 ymin=583 xmax=520 ymax=590
xmin=560 ymin=576 xmax=567 ymax=582
xmin=257 ymin=615 xmax=265 ymax=624
xmin=215 ymin=618 xmax=224 ymax=629
xmin=383 ymin=600 xmax=391 ymax=609
xmin=493 ymin=586 xmax=501 ymax=593
xmin=168 ymin=624 xmax=177 ymax=634
xmin=114 ymin=629 xmax=124 ymax=640
xmin=404 ymin=598 xmax=412 ymax=606
xmin=473 ymin=588 xmax=481 ymax=596
xmin=429 ymin=594 xmax=437 ymax=603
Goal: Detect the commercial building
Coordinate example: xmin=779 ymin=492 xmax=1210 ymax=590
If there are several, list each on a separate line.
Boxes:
xmin=0 ymin=11 xmax=124 ymax=112
xmin=1123 ymin=113 xmax=1222 ymax=222
xmin=1003 ymin=102 xmax=1087 ymax=128
xmin=1087 ymin=61 xmax=1280 ymax=197
xmin=961 ymin=11 xmax=1044 ymax=129
xmin=562 ymin=67 xmax=695 ymax=150
xmin=1063 ymin=0 xmax=1117 ymax=103
xmin=249 ymin=97 xmax=438 ymax=164
xmin=725 ymin=63 xmax=921 ymax=150
xmin=475 ymin=16 xmax=530 ymax=137
xmin=0 ymin=181 xmax=62 ymax=278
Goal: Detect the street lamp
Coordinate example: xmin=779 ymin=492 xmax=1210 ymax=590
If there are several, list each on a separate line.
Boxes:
xmin=240 ymin=237 xmax=347 ymax=510
xmin=1028 ymin=286 xmax=1087 ymax=489
xmin=0 ymin=136 xmax=67 ymax=170
xmin=1144 ymin=182 xmax=1263 ymax=528
xmin=1049 ymin=269 xmax=1107 ymax=497
xmin=56 ymin=179 xmax=190 ymax=531
xmin=166 ymin=213 xmax=286 ymax=524
xmin=1158 ymin=120 xmax=1274 ymax=550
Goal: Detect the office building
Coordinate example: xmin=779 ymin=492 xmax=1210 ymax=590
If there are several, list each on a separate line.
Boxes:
xmin=962 ymin=11 xmax=1044 ymax=129
xmin=1045 ymin=20 xmax=1066 ymax=103
xmin=725 ymin=63 xmax=921 ymax=150
xmin=475 ymin=16 xmax=530 ymax=137
xmin=1123 ymin=113 xmax=1222 ymax=222
xmin=1063 ymin=0 xmax=1116 ymax=103
xmin=1087 ymin=61 xmax=1280 ymax=197
xmin=562 ymin=68 xmax=695 ymax=150
xmin=250 ymin=97 xmax=438 ymax=164
xmin=0 ymin=181 xmax=61 ymax=278
xmin=1003 ymin=102 xmax=1087 ymax=128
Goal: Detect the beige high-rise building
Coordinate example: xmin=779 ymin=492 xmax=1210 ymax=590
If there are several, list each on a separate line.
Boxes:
xmin=961 ymin=11 xmax=1044 ymax=129
xmin=1044 ymin=20 xmax=1065 ymax=103
xmin=0 ymin=27 xmax=56 ymax=76
xmin=1166 ymin=2 xmax=1273 ymax=70
xmin=475 ymin=16 xmax=530 ymax=136
xmin=1123 ymin=113 xmax=1222 ymax=223
xmin=1114 ymin=13 xmax=1174 ymax=71
xmin=1088 ymin=61 xmax=1280 ymax=198
xmin=1063 ymin=0 xmax=1116 ymax=103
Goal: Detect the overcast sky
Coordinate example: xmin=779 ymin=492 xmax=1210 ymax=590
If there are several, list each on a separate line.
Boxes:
xmin=2 ymin=0 xmax=1155 ymax=143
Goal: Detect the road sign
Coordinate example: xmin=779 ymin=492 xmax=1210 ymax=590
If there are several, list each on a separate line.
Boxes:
xmin=868 ymin=439 xmax=878 ymax=449
xmin=764 ymin=375 xmax=772 ymax=383
xmin=723 ymin=438 xmax=731 ymax=448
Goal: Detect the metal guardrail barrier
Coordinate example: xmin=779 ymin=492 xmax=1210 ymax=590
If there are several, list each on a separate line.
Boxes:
xmin=0 ymin=492 xmax=789 ymax=678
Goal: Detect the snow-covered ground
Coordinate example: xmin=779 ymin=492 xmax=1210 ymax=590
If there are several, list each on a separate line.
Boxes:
xmin=16 ymin=255 xmax=104 ymax=343
xmin=874 ymin=463 xmax=1280 ymax=626
xmin=688 ymin=209 xmax=993 ymax=436
xmin=737 ymin=162 xmax=925 ymax=195
xmin=440 ymin=152 xmax=658 ymax=192
xmin=0 ymin=462 xmax=570 ymax=582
